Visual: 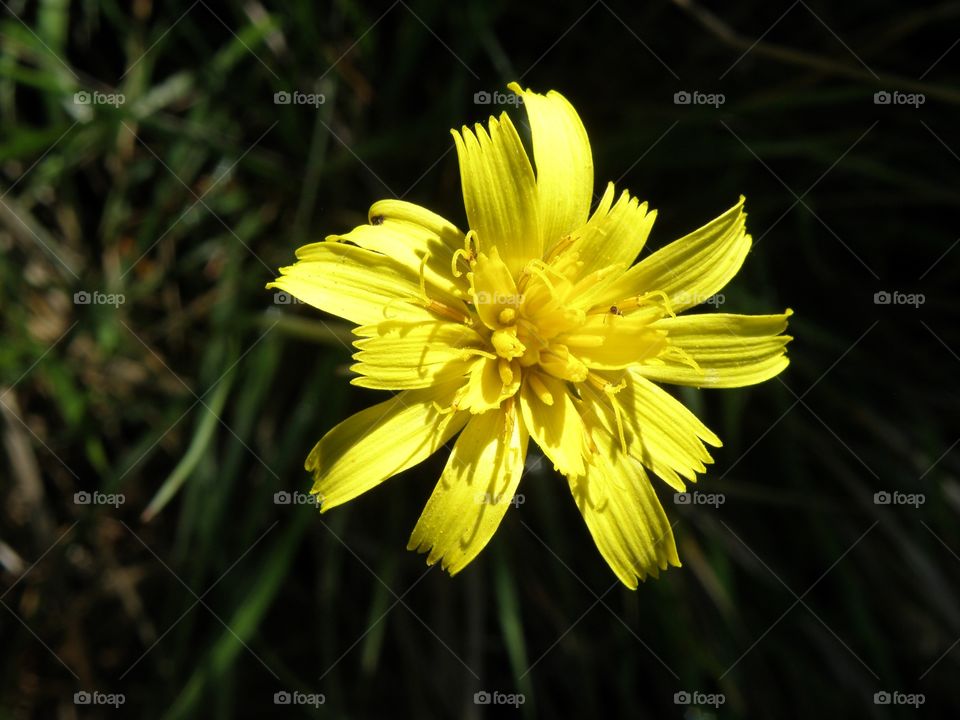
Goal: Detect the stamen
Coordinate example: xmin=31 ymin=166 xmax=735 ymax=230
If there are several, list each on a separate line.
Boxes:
xmin=412 ymin=250 xmax=474 ymax=324
xmin=451 ymin=232 xmax=478 ymax=279
xmin=612 ymin=290 xmax=673 ymax=318
xmin=498 ymin=307 xmax=517 ymax=326
xmin=425 ymin=300 xmax=472 ymax=324
xmin=461 ymin=347 xmax=498 ymax=360
xmin=465 ymin=229 xmax=479 ymax=257
xmin=497 ymin=358 xmax=514 ymax=386
xmin=528 ymin=373 xmax=554 ymax=405
xmin=525 ymin=260 xmax=560 ymax=297
xmin=451 ymin=248 xmax=468 ymax=278
xmin=659 ymin=345 xmax=702 ymax=371
xmin=642 ymin=290 xmax=677 ymax=317
xmin=544 ymin=233 xmax=577 ymax=264
xmin=587 ymin=372 xmax=628 ymax=455
xmin=431 ymin=399 xmax=460 ymax=415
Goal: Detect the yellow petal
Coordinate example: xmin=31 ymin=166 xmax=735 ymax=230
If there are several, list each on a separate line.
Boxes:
xmin=408 ymin=405 xmax=528 ymax=574
xmin=267 ymin=242 xmax=464 ymax=326
xmin=308 ymin=383 xmax=469 ymax=510
xmin=570 ymin=428 xmax=679 ymax=589
xmin=350 ymin=320 xmax=484 ymax=390
xmin=329 ymin=202 xmax=467 ymax=300
xmin=584 ymin=197 xmax=749 ymax=314
xmin=508 ymin=83 xmax=593 ymax=250
xmin=367 ymin=198 xmax=464 ymax=249
xmin=470 ymin=246 xmax=521 ymax=330
xmin=573 ymin=183 xmax=657 ymax=280
xmin=581 ymin=371 xmax=720 ymax=492
xmin=452 ymin=113 xmax=540 ymax=276
xmin=560 ymin=308 xmax=666 ymax=370
xmin=520 ymin=373 xmax=588 ymax=477
xmin=460 ymin=356 xmax=520 ymax=413
xmin=638 ymin=311 xmax=792 ymax=388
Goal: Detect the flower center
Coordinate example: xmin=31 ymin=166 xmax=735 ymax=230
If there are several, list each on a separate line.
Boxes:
xmin=464 ymin=242 xmax=593 ymax=387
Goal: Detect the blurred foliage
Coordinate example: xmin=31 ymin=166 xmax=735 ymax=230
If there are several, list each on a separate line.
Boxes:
xmin=0 ymin=0 xmax=958 ymax=718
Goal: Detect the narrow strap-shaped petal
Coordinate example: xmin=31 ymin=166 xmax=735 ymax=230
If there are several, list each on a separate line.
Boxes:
xmin=581 ymin=372 xmax=720 ymax=492
xmin=459 ymin=356 xmax=521 ymax=414
xmin=329 ymin=207 xmax=467 ymax=301
xmin=519 ymin=373 xmax=589 ymax=477
xmin=469 ymin=246 xmax=520 ymax=330
xmin=560 ymin=307 xmax=666 ymax=370
xmin=638 ymin=311 xmax=792 ymax=388
xmin=408 ymin=404 xmax=528 ymax=575
xmin=580 ymin=197 xmax=749 ymax=313
xmin=267 ymin=242 xmax=466 ymax=326
xmin=307 ymin=383 xmax=469 ymax=510
xmin=350 ymin=320 xmax=484 ymax=390
xmin=508 ymin=83 xmax=593 ymax=251
xmin=570 ymin=427 xmax=679 ymax=589
xmin=367 ymin=199 xmax=465 ymax=249
xmin=452 ymin=113 xmax=540 ymax=277
xmin=572 ymin=183 xmax=657 ymax=279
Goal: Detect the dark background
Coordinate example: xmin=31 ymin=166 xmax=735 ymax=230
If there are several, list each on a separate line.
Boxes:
xmin=1 ymin=1 xmax=957 ymax=718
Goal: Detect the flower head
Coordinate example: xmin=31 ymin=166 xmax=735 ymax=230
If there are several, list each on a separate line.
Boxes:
xmin=268 ymin=84 xmax=791 ymax=588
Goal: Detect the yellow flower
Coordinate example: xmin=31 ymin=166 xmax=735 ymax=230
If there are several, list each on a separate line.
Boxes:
xmin=268 ymin=83 xmax=791 ymax=588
